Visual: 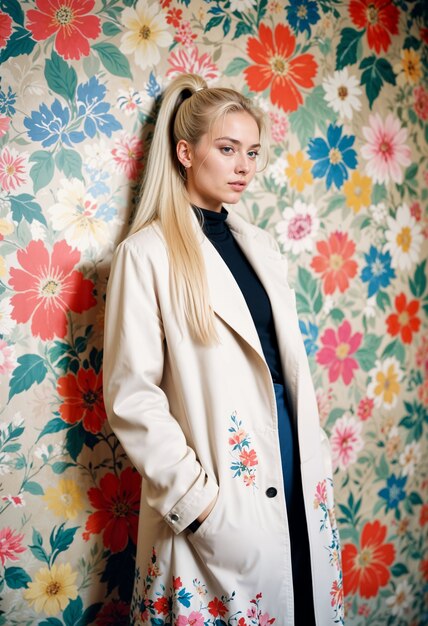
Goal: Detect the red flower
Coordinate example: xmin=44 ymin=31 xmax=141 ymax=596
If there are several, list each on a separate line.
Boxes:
xmin=27 ymin=0 xmax=101 ymax=60
xmin=172 ymin=576 xmax=182 ymax=589
xmin=96 ymin=599 xmax=129 ymax=626
xmin=83 ymin=467 xmax=141 ymax=553
xmin=57 ymin=367 xmax=107 ymax=434
xmin=208 ymin=597 xmax=228 ymax=618
xmin=166 ymin=7 xmax=182 ymax=27
xmin=357 ymin=397 xmax=374 ymax=421
xmin=342 ymin=520 xmax=395 ymax=598
xmin=311 ymin=232 xmax=358 ymax=295
xmin=239 ymin=449 xmax=258 ymax=467
xmin=419 ymin=503 xmax=428 ymax=526
xmin=420 ymin=558 xmax=428 ymax=582
xmin=153 ymin=596 xmax=170 ymax=616
xmin=9 ymin=240 xmax=96 ymax=341
xmin=386 ymin=293 xmax=420 ymax=344
xmin=349 ymin=0 xmax=399 ymax=54
xmin=0 ymin=11 xmax=12 ymax=48
xmin=0 ymin=527 xmax=26 ymax=565
xmin=244 ymin=24 xmax=317 ymax=113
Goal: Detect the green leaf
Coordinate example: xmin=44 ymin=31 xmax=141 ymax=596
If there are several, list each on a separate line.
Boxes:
xmin=375 ymin=454 xmax=389 ymax=480
xmin=289 ymin=106 xmax=315 ymax=148
xmin=305 ymin=85 xmax=336 ymax=131
xmin=29 ymin=150 xmax=55 ymax=193
xmin=50 ymin=524 xmax=79 ymax=560
xmin=0 ymin=27 xmax=36 ymax=64
xmin=204 ymin=15 xmax=224 ymax=32
xmin=52 ymin=461 xmax=75 ymax=474
xmin=77 ymin=602 xmax=103 ymax=626
xmin=37 ymin=418 xmax=70 ymax=442
xmin=64 ymin=597 xmax=83 ymax=626
xmin=23 ymin=481 xmax=44 ymax=495
xmin=223 ymin=15 xmax=231 ymax=36
xmin=372 ymin=183 xmax=387 ymax=204
xmin=409 ymin=260 xmax=426 ymax=298
xmin=409 ymin=491 xmax=423 ymax=505
xmin=102 ymin=21 xmax=122 ymax=37
xmin=44 ymin=52 xmax=77 ymax=102
xmin=360 ymin=56 xmax=396 ymax=108
xmin=39 ymin=619 xmax=64 ymax=626
xmin=330 ymin=308 xmax=345 ymax=322
xmin=66 ymin=424 xmax=85 ymax=461
xmin=9 ymin=193 xmax=47 ymax=226
xmin=233 ymin=20 xmax=254 ymax=39
xmin=92 ymin=42 xmax=132 ymax=78
xmin=391 ymin=562 xmax=409 ymax=577
xmin=4 ymin=566 xmax=31 ymax=589
xmin=55 ymin=148 xmax=83 ymax=180
xmin=9 ymin=354 xmax=47 ymax=401
xmin=376 ymin=290 xmax=390 ymax=312
xmin=29 ymin=537 xmax=49 ymax=565
xmin=0 ymin=0 xmax=24 ymax=25
xmin=336 ymin=28 xmax=363 ymax=70
xmin=224 ymin=57 xmax=250 ymax=76
xmin=295 ymin=267 xmax=323 ymax=316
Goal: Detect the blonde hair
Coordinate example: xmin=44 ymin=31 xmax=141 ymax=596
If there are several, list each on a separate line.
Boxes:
xmin=129 ymin=73 xmax=269 ymax=344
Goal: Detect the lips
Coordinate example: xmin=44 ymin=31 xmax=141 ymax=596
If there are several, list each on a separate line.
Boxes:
xmin=228 ymin=181 xmax=247 ymax=191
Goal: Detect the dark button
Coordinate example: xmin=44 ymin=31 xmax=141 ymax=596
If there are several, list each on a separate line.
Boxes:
xmin=169 ymin=513 xmax=180 ymax=522
xmin=265 ymin=487 xmax=277 ymax=498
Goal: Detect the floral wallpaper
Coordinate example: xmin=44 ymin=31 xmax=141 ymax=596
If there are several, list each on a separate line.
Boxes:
xmin=0 ymin=0 xmax=427 ymax=624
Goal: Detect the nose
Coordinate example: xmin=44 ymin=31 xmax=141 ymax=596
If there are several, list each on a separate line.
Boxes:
xmin=235 ymin=152 xmax=250 ymax=175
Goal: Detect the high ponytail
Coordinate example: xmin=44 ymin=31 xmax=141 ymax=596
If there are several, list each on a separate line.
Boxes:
xmin=128 ymin=74 xmax=269 ymax=344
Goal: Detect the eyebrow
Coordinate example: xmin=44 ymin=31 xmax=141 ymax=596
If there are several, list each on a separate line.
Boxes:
xmin=214 ymin=136 xmax=261 ymax=149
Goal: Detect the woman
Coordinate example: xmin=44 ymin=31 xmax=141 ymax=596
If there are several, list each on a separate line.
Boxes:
xmin=103 ymin=73 xmax=343 ymax=626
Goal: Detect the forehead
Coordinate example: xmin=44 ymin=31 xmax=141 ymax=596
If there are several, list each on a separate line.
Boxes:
xmin=210 ymin=111 xmax=260 ymax=143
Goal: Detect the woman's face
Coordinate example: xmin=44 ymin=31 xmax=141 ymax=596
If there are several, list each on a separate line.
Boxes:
xmin=178 ymin=111 xmax=261 ymax=212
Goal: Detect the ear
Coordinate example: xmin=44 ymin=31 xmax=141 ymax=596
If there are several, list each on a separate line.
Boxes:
xmin=176 ymin=139 xmax=193 ymax=169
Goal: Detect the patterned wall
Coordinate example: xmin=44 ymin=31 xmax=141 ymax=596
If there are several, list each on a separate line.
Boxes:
xmin=0 ymin=0 xmax=427 ymax=624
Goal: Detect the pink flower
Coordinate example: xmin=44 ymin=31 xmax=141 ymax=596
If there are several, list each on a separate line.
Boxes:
xmin=0 ymin=115 xmax=10 ymax=137
xmin=9 ymin=240 xmax=96 ymax=341
xmin=0 ymin=339 xmax=16 ymax=376
xmin=228 ymin=428 xmax=246 ymax=446
xmin=0 ymin=527 xmax=26 ymax=565
xmin=313 ymin=479 xmax=327 ymax=509
xmin=1 ymin=494 xmax=25 ymax=507
xmin=111 ymin=133 xmax=144 ymax=181
xmin=330 ymin=579 xmax=343 ymax=609
xmin=174 ymin=20 xmax=197 ymax=47
xmin=361 ymin=113 xmax=411 ymax=184
xmin=167 ymin=47 xmax=219 ymax=82
xmin=243 ymin=474 xmax=256 ymax=487
xmin=357 ymin=397 xmax=374 ymax=421
xmin=414 ymin=86 xmax=428 ymax=120
xmin=269 ymin=111 xmax=289 ymax=143
xmin=330 ymin=414 xmax=364 ymax=471
xmin=316 ymin=387 xmax=333 ymax=427
xmin=176 ymin=612 xmax=204 ymax=626
xmin=316 ymin=320 xmax=362 ymax=385
xmin=0 ymin=147 xmax=29 ymax=191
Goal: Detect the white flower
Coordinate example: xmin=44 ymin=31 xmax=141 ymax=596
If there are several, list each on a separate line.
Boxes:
xmin=229 ymin=0 xmax=254 ymax=11
xmin=34 ymin=443 xmax=62 ymax=461
xmin=48 ymin=179 xmax=110 ymax=251
xmin=275 ymin=199 xmax=319 ymax=254
xmin=384 ymin=204 xmax=423 ymax=271
xmin=120 ymin=0 xmax=173 ymax=69
xmin=399 ymin=441 xmax=421 ymax=476
xmin=323 ymin=295 xmax=335 ymax=315
xmin=0 ymin=298 xmax=15 ymax=335
xmin=385 ymin=580 xmax=412 ymax=617
xmin=330 ymin=414 xmax=364 ymax=471
xmin=29 ymin=219 xmax=47 ymax=241
xmin=363 ymin=296 xmax=376 ymax=318
xmin=0 ymin=454 xmax=12 ymax=475
xmin=322 ymin=68 xmax=362 ymax=120
xmin=83 ymin=139 xmax=114 ymax=170
xmin=367 ymin=357 xmax=403 ymax=410
xmin=269 ymin=157 xmax=288 ymax=187
xmin=369 ymin=202 xmax=387 ymax=224
xmin=116 ymin=87 xmax=151 ymax=115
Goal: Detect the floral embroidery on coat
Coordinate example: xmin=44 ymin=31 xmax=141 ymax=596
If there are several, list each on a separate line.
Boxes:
xmin=314 ymin=478 xmax=344 ymax=625
xmin=228 ymin=411 xmax=258 ymax=488
xmin=130 ymin=547 xmax=276 ymax=625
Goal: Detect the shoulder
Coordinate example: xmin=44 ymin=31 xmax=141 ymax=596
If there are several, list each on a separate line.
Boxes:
xmin=227 ymin=211 xmax=280 ymax=254
xmin=114 ymin=221 xmax=168 ymax=266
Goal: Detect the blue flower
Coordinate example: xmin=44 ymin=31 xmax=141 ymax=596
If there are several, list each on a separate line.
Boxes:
xmin=286 ymin=0 xmax=320 ymax=35
xmin=361 ymin=246 xmax=396 ymax=297
xmin=0 ymin=84 xmax=17 ymax=116
xmin=77 ymin=77 xmax=122 ymax=139
xmin=24 ymin=99 xmax=84 ymax=147
xmin=85 ymin=164 xmax=110 ymax=198
xmin=299 ymin=319 xmax=318 ymax=356
xmin=378 ymin=474 xmax=407 ymax=513
xmin=308 ymin=125 xmax=357 ymax=190
xmin=146 ymin=71 xmax=161 ymax=99
xmin=96 ymin=202 xmax=116 ymax=222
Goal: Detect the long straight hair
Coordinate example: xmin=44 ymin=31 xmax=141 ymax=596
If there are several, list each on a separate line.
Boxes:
xmin=129 ymin=73 xmax=269 ymax=344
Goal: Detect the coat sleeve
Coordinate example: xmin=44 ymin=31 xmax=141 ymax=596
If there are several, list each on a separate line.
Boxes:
xmin=103 ymin=238 xmax=219 ymax=534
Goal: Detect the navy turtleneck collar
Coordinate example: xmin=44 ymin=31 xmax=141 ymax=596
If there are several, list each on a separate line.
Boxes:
xmin=193 ymin=205 xmax=229 ymax=242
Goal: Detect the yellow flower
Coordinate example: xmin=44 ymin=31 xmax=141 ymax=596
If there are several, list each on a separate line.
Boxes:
xmin=400 ymin=48 xmax=421 ymax=84
xmin=368 ymin=357 xmax=403 ymax=410
xmin=120 ymin=0 xmax=172 ymax=70
xmin=285 ymin=150 xmax=313 ymax=192
xmin=24 ymin=563 xmax=78 ymax=615
xmin=43 ymin=479 xmax=84 ymax=520
xmin=343 ymin=171 xmax=372 ymax=213
xmin=0 ymin=218 xmax=14 ymax=237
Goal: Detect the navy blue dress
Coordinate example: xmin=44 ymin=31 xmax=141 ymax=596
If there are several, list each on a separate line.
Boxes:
xmin=197 ymin=207 xmax=316 ymax=626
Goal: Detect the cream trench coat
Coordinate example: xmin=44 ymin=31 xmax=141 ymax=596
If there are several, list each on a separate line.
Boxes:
xmin=103 ymin=211 xmax=344 ymax=626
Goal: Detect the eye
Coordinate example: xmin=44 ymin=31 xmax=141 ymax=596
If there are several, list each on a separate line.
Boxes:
xmin=220 ymin=146 xmax=234 ymax=155
xmin=248 ymin=150 xmax=259 ymax=160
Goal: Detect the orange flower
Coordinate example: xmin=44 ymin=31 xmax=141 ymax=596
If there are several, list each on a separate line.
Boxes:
xmin=239 ymin=449 xmax=258 ymax=467
xmin=342 ymin=520 xmax=395 ymax=598
xmin=244 ymin=23 xmax=317 ymax=112
xmin=386 ymin=293 xmax=420 ymax=344
xmin=311 ymin=232 xmax=358 ymax=294
xmin=420 ymin=503 xmax=428 ymax=526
